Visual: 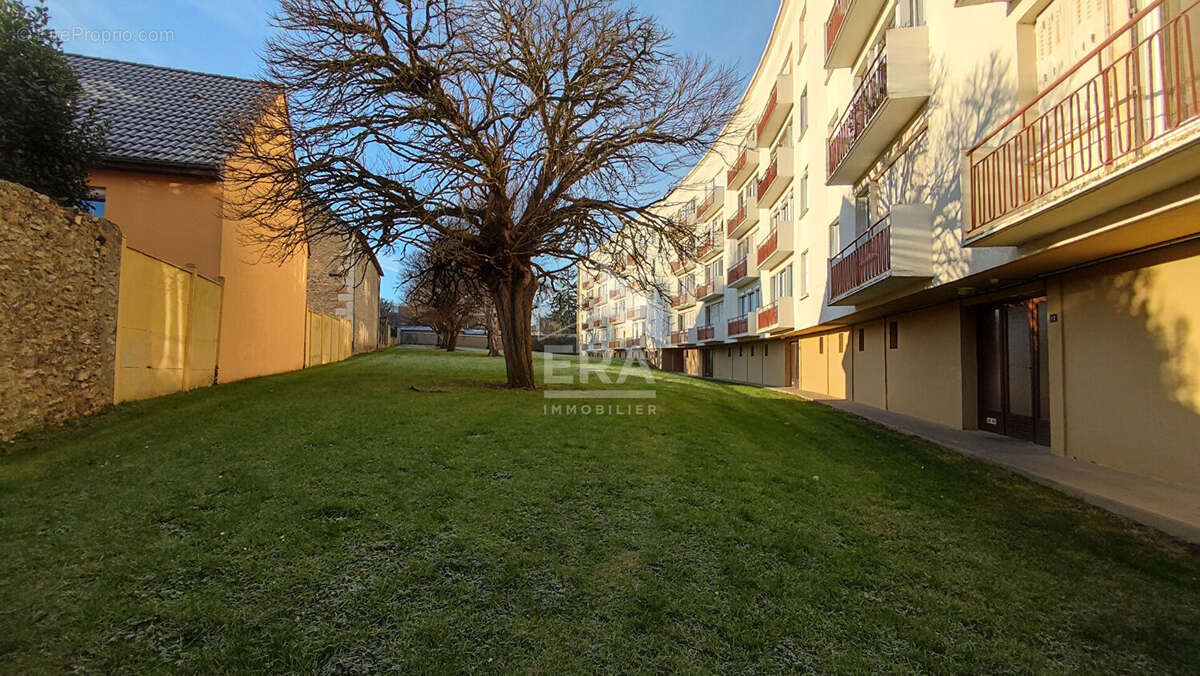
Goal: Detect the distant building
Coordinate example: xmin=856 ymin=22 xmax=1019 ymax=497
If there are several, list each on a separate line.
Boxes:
xmin=305 ymin=204 xmax=384 ymax=354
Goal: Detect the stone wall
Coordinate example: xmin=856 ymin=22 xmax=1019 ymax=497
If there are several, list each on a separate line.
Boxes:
xmin=305 ymin=233 xmax=347 ymax=317
xmin=0 ymin=180 xmax=123 ymax=439
xmin=306 ymin=229 xmax=382 ymax=353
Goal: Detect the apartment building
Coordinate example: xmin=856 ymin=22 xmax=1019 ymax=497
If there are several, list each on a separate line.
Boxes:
xmin=578 ymin=0 xmax=1200 ymax=490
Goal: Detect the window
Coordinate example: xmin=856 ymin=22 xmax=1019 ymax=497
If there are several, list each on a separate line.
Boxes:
xmin=798 ymin=170 xmax=809 ymax=215
xmin=829 ymin=222 xmax=840 ymax=258
xmin=737 ymin=286 xmax=762 ymax=315
xmin=774 ymin=121 xmax=792 ymax=151
xmin=771 ymin=194 xmax=792 ymax=228
xmin=799 ymin=250 xmax=809 ymax=297
xmin=704 ymin=301 xmax=722 ymax=326
xmin=734 ymin=237 xmax=749 ymax=264
xmin=889 ymin=321 xmax=899 ymax=349
xmin=83 ymin=187 xmax=106 ymax=218
xmin=771 ymin=264 xmax=793 ymax=301
xmin=798 ymin=88 xmax=808 ymax=137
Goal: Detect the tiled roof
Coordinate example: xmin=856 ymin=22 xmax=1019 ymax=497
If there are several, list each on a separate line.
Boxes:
xmin=65 ymin=54 xmax=277 ymax=171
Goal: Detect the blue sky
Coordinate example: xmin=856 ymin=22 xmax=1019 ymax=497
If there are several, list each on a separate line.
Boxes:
xmin=46 ymin=0 xmax=780 ymax=299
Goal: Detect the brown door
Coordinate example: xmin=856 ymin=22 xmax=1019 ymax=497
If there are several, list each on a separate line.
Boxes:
xmin=978 ymin=298 xmax=1051 ymax=446
xmin=702 ymin=348 xmax=714 ymax=378
xmin=786 ymin=339 xmax=800 ymax=388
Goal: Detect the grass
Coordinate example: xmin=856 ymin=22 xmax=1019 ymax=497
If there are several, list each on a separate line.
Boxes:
xmin=1 ymin=347 xmax=1198 ymax=673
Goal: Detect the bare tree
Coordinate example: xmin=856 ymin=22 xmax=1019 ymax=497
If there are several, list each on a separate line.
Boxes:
xmin=403 ymin=242 xmax=487 ymax=352
xmin=225 ymin=0 xmax=741 ymax=387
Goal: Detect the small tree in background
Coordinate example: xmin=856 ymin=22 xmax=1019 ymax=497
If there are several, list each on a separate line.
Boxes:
xmin=224 ymin=0 xmax=740 ymax=388
xmin=402 ymin=242 xmax=487 ymax=352
xmin=0 ymin=0 xmax=105 ymax=208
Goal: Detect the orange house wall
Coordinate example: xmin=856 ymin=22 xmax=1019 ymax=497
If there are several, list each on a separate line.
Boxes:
xmin=89 ymin=168 xmax=224 ymax=279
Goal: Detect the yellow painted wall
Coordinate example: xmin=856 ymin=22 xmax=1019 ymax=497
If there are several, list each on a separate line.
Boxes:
xmin=90 ymin=168 xmax=224 ymax=280
xmin=306 ymin=309 xmax=353 ymax=366
xmin=1057 ymin=241 xmax=1200 ymax=488
xmin=217 ymin=96 xmax=309 ymax=383
xmin=852 ymin=321 xmax=887 ymax=409
xmin=885 ymin=304 xmax=964 ymax=428
xmin=762 ymin=339 xmax=787 ymax=387
xmin=800 ymin=335 xmax=828 ymax=394
xmin=713 ymin=346 xmax=733 ymax=380
xmin=114 ymin=246 xmax=223 ymax=403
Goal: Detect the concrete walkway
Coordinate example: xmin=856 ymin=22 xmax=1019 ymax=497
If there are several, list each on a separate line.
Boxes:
xmin=782 ymin=389 xmax=1200 ymax=544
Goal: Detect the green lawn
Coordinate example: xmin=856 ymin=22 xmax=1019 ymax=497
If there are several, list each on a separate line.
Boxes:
xmin=1 ymin=348 xmax=1198 ymax=672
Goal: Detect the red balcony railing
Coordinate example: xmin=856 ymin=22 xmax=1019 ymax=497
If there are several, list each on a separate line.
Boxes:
xmin=830 ymin=214 xmax=892 ymax=299
xmin=968 ymin=0 xmax=1200 ymax=232
xmin=625 ymin=336 xmax=644 ymax=348
xmin=695 ymin=280 xmax=715 ymax=299
xmin=698 ymin=189 xmax=720 ymax=219
xmin=757 ymin=83 xmax=780 ymax=140
xmin=697 ymin=234 xmax=718 ymax=259
xmin=728 ymin=314 xmax=750 ymax=336
xmin=582 ymin=279 xmax=592 ymax=290
xmin=727 ymin=257 xmax=749 ymax=285
xmin=828 ymin=52 xmax=888 ymax=175
xmin=670 ymin=292 xmax=693 ymax=308
xmin=758 ymin=302 xmax=779 ymax=328
xmin=757 ymin=229 xmax=778 ymax=266
xmin=581 ymin=320 xmax=590 ymax=330
xmin=756 ymin=155 xmax=779 ymax=201
xmin=726 ymin=145 xmax=754 ymax=184
xmin=592 ymin=342 xmax=603 ymax=351
xmin=609 ymin=314 xmax=619 ymax=324
xmin=669 ymin=260 xmax=684 ymax=274
xmin=608 ymin=340 xmax=621 ymax=349
xmin=825 ymin=0 xmax=850 ymax=60
xmin=727 ymin=205 xmax=749 ymax=236
xmin=697 ymin=324 xmax=715 ymax=341
xmin=670 ymin=330 xmax=687 ymax=345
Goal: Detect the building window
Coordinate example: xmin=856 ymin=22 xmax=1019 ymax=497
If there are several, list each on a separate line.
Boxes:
xmin=798 ymin=88 xmax=808 ymax=137
xmin=771 ymin=264 xmax=793 ymax=301
xmin=799 ymin=250 xmax=809 ymax=297
xmin=798 ymin=170 xmax=809 ymax=215
xmin=829 ymin=222 xmax=840 ymax=257
xmin=889 ymin=321 xmax=899 ymax=349
xmin=83 ymin=187 xmax=106 ymax=218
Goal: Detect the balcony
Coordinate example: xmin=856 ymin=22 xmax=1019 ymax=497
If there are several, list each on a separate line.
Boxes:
xmin=624 ymin=336 xmax=645 ymax=349
xmin=726 ymin=254 xmax=759 ymax=289
xmin=726 ymin=195 xmax=760 ymax=239
xmin=697 ymin=233 xmax=722 ymax=261
xmin=608 ymin=340 xmax=621 ymax=349
xmin=669 ymin=290 xmax=696 ymax=309
xmin=698 ymin=321 xmax=727 ymax=343
xmin=581 ymin=297 xmax=592 ymax=310
xmin=696 ymin=278 xmax=724 ymax=302
xmin=824 ymin=0 xmax=888 ymax=70
xmin=756 ymin=72 xmax=795 ymax=148
xmin=756 ymin=222 xmax=794 ymax=269
xmin=727 ymin=311 xmax=758 ymax=339
xmin=726 ymin=144 xmax=759 ymax=189
xmin=580 ymin=320 xmax=590 ymax=330
xmin=828 ymin=205 xmax=933 ymax=305
xmin=966 ymin=0 xmax=1200 ymax=247
xmin=591 ymin=342 xmax=603 ymax=351
xmin=610 ymin=312 xmax=624 ymax=325
xmin=697 ymin=186 xmax=724 ymax=221
xmin=669 ymin=328 xmax=698 ymax=346
xmin=756 ymin=152 xmax=794 ymax=208
xmin=826 ymin=27 xmax=931 ymax=186
xmin=756 ymin=299 xmax=795 ymax=333
xmin=581 ymin=279 xmax=592 ymax=290
xmin=627 ymin=306 xmax=646 ymax=322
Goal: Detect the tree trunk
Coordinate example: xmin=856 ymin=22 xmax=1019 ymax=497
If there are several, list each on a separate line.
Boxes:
xmin=492 ymin=268 xmax=537 ymax=388
xmin=445 ymin=321 xmax=460 ymax=352
xmin=487 ymin=304 xmax=501 ymax=357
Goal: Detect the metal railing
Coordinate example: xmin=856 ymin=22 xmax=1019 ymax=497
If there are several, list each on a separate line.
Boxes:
xmin=828 ymin=51 xmax=888 ymax=175
xmin=758 ymin=301 xmax=779 ymax=328
xmin=969 ymin=0 xmax=1200 ymax=231
xmin=727 ymin=204 xmax=750 ymax=236
xmin=697 ymin=324 xmax=716 ymax=341
xmin=826 ymin=0 xmax=851 ymax=60
xmin=727 ymin=257 xmax=750 ymax=285
xmin=830 ymin=214 xmax=891 ymax=300
xmin=756 ymin=155 xmax=779 ymax=201
xmin=758 ymin=83 xmax=780 ymax=140
xmin=727 ymin=144 xmax=755 ymax=184
xmin=727 ymin=313 xmax=752 ymax=336
xmin=757 ymin=228 xmax=779 ymax=265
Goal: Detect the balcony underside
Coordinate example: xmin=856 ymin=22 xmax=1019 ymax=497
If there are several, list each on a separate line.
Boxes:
xmin=728 ymin=209 xmax=759 ymax=240
xmin=698 ymin=286 xmax=724 ymax=302
xmin=727 ymin=272 xmax=759 ymax=289
xmin=825 ymin=0 xmax=888 ymax=70
xmin=829 ymin=270 xmax=931 ymax=306
xmin=966 ymin=133 xmax=1200 ymax=247
xmin=757 ymin=301 xmax=795 ymax=333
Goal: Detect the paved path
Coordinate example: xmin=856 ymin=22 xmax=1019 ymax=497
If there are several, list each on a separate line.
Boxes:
xmin=779 ymin=389 xmax=1200 ymax=545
